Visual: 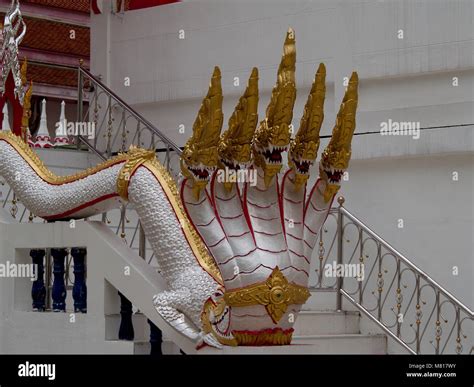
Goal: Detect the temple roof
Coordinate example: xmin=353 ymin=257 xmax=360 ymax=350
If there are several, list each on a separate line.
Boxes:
xmin=23 ymin=0 xmax=90 ymax=14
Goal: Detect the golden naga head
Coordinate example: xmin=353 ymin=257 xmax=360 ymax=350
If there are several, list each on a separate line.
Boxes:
xmin=217 ymin=67 xmax=259 ymax=191
xmin=253 ymin=28 xmax=296 ymax=188
xmin=21 ymin=80 xmax=32 ymax=142
xmin=180 ymin=66 xmax=223 ymax=198
xmin=20 ymin=57 xmax=27 ymax=86
xmin=289 ymin=63 xmax=326 ymax=191
xmin=320 ymin=72 xmax=359 ymax=202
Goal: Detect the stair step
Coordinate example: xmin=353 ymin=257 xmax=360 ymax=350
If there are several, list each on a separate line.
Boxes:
xmin=104 ymin=339 xmax=181 ymax=355
xmin=291 ymin=334 xmax=387 ymax=354
xmin=199 ymin=334 xmax=386 ymax=354
xmin=199 ymin=334 xmax=387 ymax=354
xmin=303 ymin=289 xmax=358 ymax=312
xmin=133 ymin=341 xmax=151 ymax=355
xmin=293 ymin=310 xmax=360 ymax=335
xmin=303 ymin=289 xmax=338 ymax=311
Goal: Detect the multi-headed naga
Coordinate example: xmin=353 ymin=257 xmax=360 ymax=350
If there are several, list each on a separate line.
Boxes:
xmin=180 ymin=28 xmax=359 ymax=346
xmin=0 ymin=18 xmax=358 ymax=348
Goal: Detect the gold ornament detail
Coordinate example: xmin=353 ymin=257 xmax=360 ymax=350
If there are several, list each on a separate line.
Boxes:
xmin=233 ymin=328 xmax=293 ymax=346
xmin=180 ymin=66 xmax=223 ymax=199
xmin=116 ymin=145 xmax=156 ymax=200
xmin=224 ymin=267 xmax=310 ymax=323
xmin=201 ymin=296 xmax=237 ymax=346
xmin=217 ymin=67 xmax=259 ymax=191
xmin=20 ymin=58 xmax=27 ymax=87
xmin=289 ymin=63 xmax=326 ymax=191
xmin=320 ymin=72 xmax=358 ymax=202
xmin=253 ymin=28 xmax=296 ymax=187
xmin=0 ymin=131 xmax=130 ymax=184
xmin=21 ymin=80 xmax=33 ymax=143
xmin=142 ymin=158 xmax=223 ymax=286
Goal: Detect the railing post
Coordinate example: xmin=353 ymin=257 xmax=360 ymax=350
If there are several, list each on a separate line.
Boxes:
xmin=51 ymin=248 xmax=67 ymax=312
xmin=336 ymin=196 xmax=345 ymax=311
xmin=138 ymin=222 xmax=146 ymax=260
xmin=148 ymin=319 xmax=163 ymax=355
xmin=76 ymin=60 xmax=84 ymax=150
xmin=118 ymin=292 xmax=134 ymax=340
xmin=30 ymin=249 xmax=46 ymax=311
xmin=138 ymin=222 xmax=164 ymax=355
xmin=44 ymin=248 xmax=52 ymax=310
xmin=71 ymin=247 xmax=87 ymax=313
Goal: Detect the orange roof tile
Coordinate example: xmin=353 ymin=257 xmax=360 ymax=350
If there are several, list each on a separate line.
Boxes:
xmin=23 ymin=0 xmax=90 ymax=14
xmin=20 ymin=17 xmax=90 ymax=58
xmin=28 ymin=64 xmax=78 ymax=88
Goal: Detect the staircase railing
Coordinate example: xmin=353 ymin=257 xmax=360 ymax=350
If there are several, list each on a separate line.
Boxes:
xmin=75 ymin=64 xmax=184 ymax=264
xmin=309 ymin=196 xmax=473 ymax=355
xmin=76 ymin=64 xmax=182 ymax=173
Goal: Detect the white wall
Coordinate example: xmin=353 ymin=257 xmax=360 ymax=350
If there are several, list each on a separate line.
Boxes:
xmin=90 ymin=0 xmax=473 ymax=307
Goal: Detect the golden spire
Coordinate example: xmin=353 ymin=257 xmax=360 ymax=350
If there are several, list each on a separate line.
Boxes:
xmin=218 ymin=67 xmax=259 ymax=191
xmin=253 ymin=28 xmax=296 ymax=187
xmin=320 ymin=71 xmax=359 ymax=202
xmin=289 ymin=62 xmax=326 ymax=191
xmin=180 ymin=66 xmax=223 ymax=199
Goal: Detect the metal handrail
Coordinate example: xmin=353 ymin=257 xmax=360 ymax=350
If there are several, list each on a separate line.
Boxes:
xmin=77 ymin=66 xmax=182 ymax=155
xmin=317 ymin=198 xmax=473 ymax=354
xmin=338 ymin=206 xmax=473 ymax=317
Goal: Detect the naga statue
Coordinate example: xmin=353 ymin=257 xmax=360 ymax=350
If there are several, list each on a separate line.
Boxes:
xmin=0 ymin=5 xmax=358 ymax=350
xmin=179 ymin=29 xmax=358 ymax=346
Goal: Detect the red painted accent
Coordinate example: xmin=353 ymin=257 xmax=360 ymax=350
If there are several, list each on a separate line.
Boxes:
xmin=129 ymin=0 xmax=179 ymax=10
xmin=224 ymin=263 xmax=274 ymax=282
xmin=91 ymin=0 xmax=102 ymax=14
xmin=304 ymin=223 xmax=319 ymax=236
xmin=250 ymin=214 xmax=279 ymax=222
xmin=253 ymin=229 xmax=282 ymax=237
xmin=256 ymin=246 xmax=288 ymax=255
xmin=283 ymin=196 xmax=303 ymax=205
xmin=246 ymin=199 xmax=277 ymax=209
xmin=180 ymin=178 xmax=222 ymax=238
xmin=227 ymin=230 xmax=251 ymax=238
xmin=288 ymin=249 xmax=310 ymax=264
xmin=43 ymin=193 xmax=118 ymax=220
xmin=214 ymin=192 xmax=237 ymax=202
xmin=286 ymin=232 xmax=303 ymax=241
xmin=240 ymin=181 xmax=255 ymax=242
xmin=284 ymin=217 xmax=302 ymax=224
xmin=219 ymin=213 xmax=244 ymax=220
xmin=304 ymin=178 xmax=323 ymax=218
xmin=195 ymin=216 xmax=217 ymax=228
xmin=207 ymin=236 xmax=226 ymax=248
xmin=224 ymin=263 xmax=308 ymax=283
xmin=0 ymin=73 xmax=24 ymax=136
xmin=220 ymin=247 xmax=257 ymax=265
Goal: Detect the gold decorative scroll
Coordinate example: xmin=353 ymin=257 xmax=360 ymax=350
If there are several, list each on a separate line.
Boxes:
xmin=0 ymin=131 xmax=129 ymax=184
xmin=224 ymin=267 xmax=310 ymax=323
xmin=116 ymin=146 xmax=156 ymax=200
